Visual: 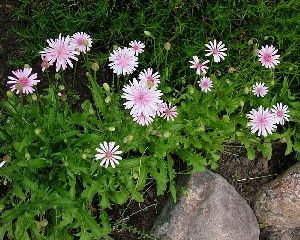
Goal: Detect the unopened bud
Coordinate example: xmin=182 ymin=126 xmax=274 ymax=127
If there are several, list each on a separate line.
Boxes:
xmin=103 ymin=83 xmax=110 ymax=91
xmin=6 ymin=91 xmax=14 ymax=98
xmin=188 ymin=85 xmax=195 ymax=94
xmin=86 ymin=72 xmax=90 ymax=77
xmin=25 ymin=152 xmax=31 ymax=160
xmin=113 ymin=45 xmax=119 ymax=50
xmin=280 ymin=137 xmax=287 ymax=143
xmin=163 ymin=132 xmax=171 ymax=138
xmin=248 ymin=39 xmax=254 ymax=45
xmin=215 ymin=69 xmax=221 ymax=76
xmin=270 ymin=79 xmax=275 ymax=86
xmin=55 ymin=73 xmax=61 ymax=80
xmin=253 ymin=49 xmax=259 ymax=56
xmin=107 ymin=127 xmax=115 ymax=132
xmin=58 ymin=85 xmax=65 ymax=91
xmin=144 ymin=31 xmax=152 ymax=37
xmin=240 ymin=100 xmax=244 ymax=107
xmin=91 ymin=63 xmax=99 ymax=72
xmin=244 ymin=86 xmax=250 ymax=94
xmin=264 ymin=36 xmax=269 ymax=40
xmin=24 ymin=64 xmax=30 ymax=69
xmin=228 ymin=66 xmax=236 ymax=74
xmin=164 ymin=42 xmax=171 ymax=51
xmin=82 ymin=153 xmax=87 ymax=159
xmin=105 ymin=96 xmax=111 ymax=103
xmin=34 ymin=128 xmax=41 ymax=135
xmin=88 ymin=108 xmax=95 ymax=115
xmin=31 ymin=94 xmax=37 ymax=101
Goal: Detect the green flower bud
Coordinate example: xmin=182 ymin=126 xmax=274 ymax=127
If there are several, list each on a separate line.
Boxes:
xmin=270 ymin=79 xmax=275 ymax=86
xmin=34 ymin=128 xmax=41 ymax=135
xmin=107 ymin=127 xmax=115 ymax=132
xmin=103 ymin=83 xmax=110 ymax=92
xmin=58 ymin=85 xmax=65 ymax=90
xmin=31 ymin=94 xmax=37 ymax=101
xmin=91 ymin=62 xmax=99 ymax=72
xmin=163 ymin=132 xmax=171 ymax=138
xmin=240 ymin=100 xmax=244 ymax=108
xmin=248 ymin=39 xmax=254 ymax=45
xmin=105 ymin=96 xmax=111 ymax=104
xmin=25 ymin=152 xmax=31 ymax=160
xmin=144 ymin=31 xmax=152 ymax=37
xmin=82 ymin=153 xmax=88 ymax=159
xmin=6 ymin=91 xmax=14 ymax=98
xmin=24 ymin=64 xmax=30 ymax=69
xmin=244 ymin=86 xmax=250 ymax=94
xmin=55 ymin=73 xmax=61 ymax=80
xmin=164 ymin=42 xmax=171 ymax=51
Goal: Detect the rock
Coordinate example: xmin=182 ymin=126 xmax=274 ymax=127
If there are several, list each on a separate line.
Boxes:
xmin=260 ymin=227 xmax=300 ymax=240
xmin=151 ymin=170 xmax=260 ymax=240
xmin=254 ymin=162 xmax=300 ymax=230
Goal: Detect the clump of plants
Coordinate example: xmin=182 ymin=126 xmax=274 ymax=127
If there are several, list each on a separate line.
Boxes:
xmin=0 ymin=31 xmax=299 ymax=239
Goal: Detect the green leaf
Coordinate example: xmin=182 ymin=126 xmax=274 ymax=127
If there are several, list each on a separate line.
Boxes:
xmin=132 ymin=191 xmax=144 ymax=203
xmin=16 ymin=158 xmax=48 ymax=169
xmin=13 ymin=183 xmax=26 ymax=200
xmin=247 ymin=146 xmax=256 ymax=160
xmin=15 ymin=214 xmax=32 ymax=240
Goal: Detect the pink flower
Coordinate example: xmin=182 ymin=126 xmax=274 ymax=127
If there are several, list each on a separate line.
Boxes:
xmin=271 ymin=103 xmax=289 ymax=125
xmin=40 ymin=34 xmax=79 ymax=72
xmin=205 ymin=40 xmax=227 ymax=63
xmin=189 ymin=56 xmax=209 ymax=75
xmin=252 ymin=82 xmax=268 ymax=97
xmin=258 ymin=45 xmax=280 ymax=68
xmin=71 ymin=32 xmax=92 ymax=53
xmin=108 ymin=47 xmax=138 ymax=75
xmin=133 ymin=112 xmax=154 ymax=126
xmin=247 ymin=106 xmax=277 ymax=136
xmin=198 ymin=77 xmax=213 ymax=93
xmin=8 ymin=68 xmax=40 ymax=94
xmin=162 ymin=103 xmax=178 ymax=121
xmin=129 ymin=40 xmax=145 ymax=56
xmin=95 ymin=141 xmax=122 ymax=168
xmin=138 ymin=68 xmax=160 ymax=88
xmin=156 ymin=102 xmax=166 ymax=116
xmin=122 ymin=78 xmax=163 ymax=118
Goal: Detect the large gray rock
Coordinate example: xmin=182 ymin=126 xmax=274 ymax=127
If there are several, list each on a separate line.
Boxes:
xmin=254 ymin=162 xmax=300 ymax=230
xmin=260 ymin=227 xmax=300 ymax=240
xmin=152 ymin=170 xmax=260 ymax=240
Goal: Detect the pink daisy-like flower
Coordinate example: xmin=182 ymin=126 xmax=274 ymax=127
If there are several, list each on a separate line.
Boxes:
xmin=8 ymin=68 xmax=40 ymax=94
xmin=189 ymin=56 xmax=209 ymax=75
xmin=247 ymin=106 xmax=277 ymax=137
xmin=198 ymin=77 xmax=213 ymax=93
xmin=122 ymin=78 xmax=163 ymax=118
xmin=162 ymin=103 xmax=178 ymax=121
xmin=156 ymin=102 xmax=166 ymax=116
xmin=205 ymin=40 xmax=227 ymax=63
xmin=258 ymin=45 xmax=280 ymax=68
xmin=133 ymin=112 xmax=154 ymax=126
xmin=271 ymin=103 xmax=289 ymax=125
xmin=138 ymin=68 xmax=160 ymax=88
xmin=40 ymin=34 xmax=79 ymax=72
xmin=95 ymin=141 xmax=122 ymax=168
xmin=70 ymin=32 xmax=92 ymax=53
xmin=108 ymin=47 xmax=138 ymax=75
xmin=252 ymin=82 xmax=268 ymax=97
xmin=129 ymin=40 xmax=145 ymax=56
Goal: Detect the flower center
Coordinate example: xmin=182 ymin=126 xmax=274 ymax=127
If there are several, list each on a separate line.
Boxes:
xmin=196 ymin=62 xmax=203 ymax=69
xmin=202 ymin=81 xmax=209 ymax=87
xmin=105 ymin=151 xmax=113 ymax=159
xmin=77 ymin=38 xmax=84 ymax=46
xmin=212 ymin=48 xmax=218 ymax=55
xmin=258 ymin=116 xmax=267 ymax=125
xmin=19 ymin=77 xmax=29 ymax=87
xmin=263 ymin=54 xmax=272 ymax=62
xmin=118 ymin=55 xmax=130 ymax=68
xmin=277 ymin=110 xmax=284 ymax=117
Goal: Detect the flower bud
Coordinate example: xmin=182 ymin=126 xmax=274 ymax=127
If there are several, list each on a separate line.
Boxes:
xmin=107 ymin=127 xmax=115 ymax=132
xmin=91 ymin=63 xmax=99 ymax=72
xmin=188 ymin=85 xmax=195 ymax=94
xmin=248 ymin=39 xmax=254 ymax=45
xmin=58 ymin=85 xmax=65 ymax=91
xmin=86 ymin=72 xmax=90 ymax=77
xmin=25 ymin=152 xmax=31 ymax=160
xmin=164 ymin=42 xmax=171 ymax=51
xmin=103 ymin=83 xmax=110 ymax=92
xmin=240 ymin=100 xmax=244 ymax=108
xmin=253 ymin=49 xmax=259 ymax=56
xmin=144 ymin=31 xmax=152 ymax=37
xmin=163 ymin=132 xmax=171 ymax=138
xmin=270 ymin=79 xmax=275 ymax=86
xmin=88 ymin=108 xmax=95 ymax=115
xmin=6 ymin=91 xmax=14 ymax=98
xmin=105 ymin=96 xmax=111 ymax=104
xmin=264 ymin=36 xmax=269 ymax=40
xmin=24 ymin=64 xmax=30 ymax=69
xmin=31 ymin=94 xmax=37 ymax=101
xmin=228 ymin=66 xmax=236 ymax=74
xmin=34 ymin=128 xmax=41 ymax=135
xmin=244 ymin=86 xmax=250 ymax=94
xmin=215 ymin=69 xmax=221 ymax=76
xmin=113 ymin=45 xmax=119 ymax=50
xmin=82 ymin=153 xmax=88 ymax=159
xmin=55 ymin=73 xmax=61 ymax=80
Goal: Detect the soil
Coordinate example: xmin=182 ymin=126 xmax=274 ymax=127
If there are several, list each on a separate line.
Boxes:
xmin=0 ymin=1 xmax=298 ymax=240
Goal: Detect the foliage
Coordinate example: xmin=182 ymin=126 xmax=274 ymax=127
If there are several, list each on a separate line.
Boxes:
xmin=0 ymin=0 xmax=299 ymax=239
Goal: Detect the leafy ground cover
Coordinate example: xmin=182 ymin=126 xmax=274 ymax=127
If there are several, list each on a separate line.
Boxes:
xmin=1 ymin=0 xmax=300 ymax=239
